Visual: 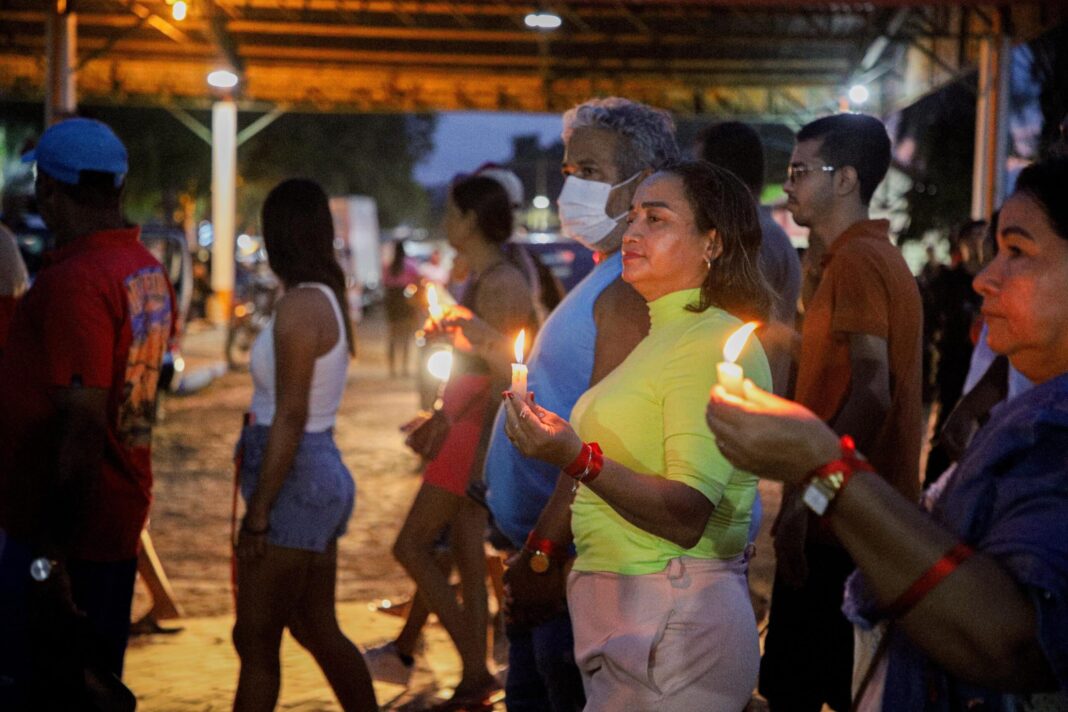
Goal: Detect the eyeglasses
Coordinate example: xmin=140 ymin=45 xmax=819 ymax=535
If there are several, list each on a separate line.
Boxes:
xmin=786 ymin=164 xmax=837 ymax=183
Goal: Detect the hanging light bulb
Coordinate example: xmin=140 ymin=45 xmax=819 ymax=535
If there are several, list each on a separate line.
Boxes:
xmin=171 ymin=0 xmax=188 ymax=21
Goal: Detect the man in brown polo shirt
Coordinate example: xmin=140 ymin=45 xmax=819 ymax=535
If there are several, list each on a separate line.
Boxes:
xmin=759 ymin=113 xmax=923 ymax=712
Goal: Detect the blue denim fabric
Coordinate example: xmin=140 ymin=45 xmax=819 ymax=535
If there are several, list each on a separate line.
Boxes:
xmin=238 ymin=424 xmax=355 ymax=552
xmin=505 ymin=612 xmax=586 ymax=712
xmin=0 ymin=532 xmax=137 ymax=706
xmin=0 ymin=532 xmax=33 ymax=705
xmin=747 ymin=491 xmax=763 ymax=544
xmin=847 ymin=373 xmax=1068 ymax=711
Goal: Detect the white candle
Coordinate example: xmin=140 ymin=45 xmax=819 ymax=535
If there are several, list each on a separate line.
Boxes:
xmin=716 ymin=361 xmax=744 ymax=396
xmin=717 ymin=322 xmax=760 ymax=397
xmin=511 ymin=329 xmax=528 ymax=401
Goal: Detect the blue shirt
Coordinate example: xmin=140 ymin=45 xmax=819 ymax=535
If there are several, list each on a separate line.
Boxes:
xmin=850 ymin=373 xmax=1068 ymax=711
xmin=757 ymin=206 xmax=801 ymax=327
xmin=485 ymin=251 xmax=624 ymax=548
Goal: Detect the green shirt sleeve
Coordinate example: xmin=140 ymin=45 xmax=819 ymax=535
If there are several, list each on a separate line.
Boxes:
xmin=661 ymin=319 xmax=771 ymax=507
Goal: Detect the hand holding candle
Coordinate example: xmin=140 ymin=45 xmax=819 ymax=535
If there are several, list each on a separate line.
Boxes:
xmin=511 ymin=329 xmax=528 ymax=401
xmin=716 ymin=321 xmax=760 ymax=397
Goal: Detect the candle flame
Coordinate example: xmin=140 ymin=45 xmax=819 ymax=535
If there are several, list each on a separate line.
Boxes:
xmin=723 ymin=321 xmax=760 ymax=363
xmin=427 ymin=284 xmax=443 ymax=320
xmin=514 ymin=329 xmax=526 ymax=364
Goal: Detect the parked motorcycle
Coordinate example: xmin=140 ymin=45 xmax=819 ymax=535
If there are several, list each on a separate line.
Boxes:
xmin=226 ymin=262 xmax=278 ymax=370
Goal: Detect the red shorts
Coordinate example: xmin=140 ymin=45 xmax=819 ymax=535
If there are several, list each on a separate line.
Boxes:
xmin=423 ymin=373 xmax=494 ymax=497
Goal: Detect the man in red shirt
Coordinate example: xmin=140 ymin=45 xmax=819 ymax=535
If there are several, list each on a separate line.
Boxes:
xmin=0 ymin=118 xmax=175 ymax=705
xmin=759 ymin=113 xmax=923 ymax=712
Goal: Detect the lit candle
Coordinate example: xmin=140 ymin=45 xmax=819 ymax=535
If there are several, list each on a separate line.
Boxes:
xmin=511 ymin=329 xmax=528 ymax=401
xmin=716 ymin=321 xmax=760 ymax=397
xmin=426 ymin=283 xmax=443 ymax=325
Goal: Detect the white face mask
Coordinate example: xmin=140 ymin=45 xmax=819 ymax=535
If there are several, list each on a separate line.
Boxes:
xmin=557 ymin=172 xmax=641 ymax=250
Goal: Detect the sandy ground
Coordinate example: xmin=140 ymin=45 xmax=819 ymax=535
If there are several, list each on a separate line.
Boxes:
xmin=135 ymin=306 xmax=781 ymax=639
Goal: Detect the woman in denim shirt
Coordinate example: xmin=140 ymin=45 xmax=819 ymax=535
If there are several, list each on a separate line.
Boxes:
xmin=706 ymin=155 xmax=1068 ymax=711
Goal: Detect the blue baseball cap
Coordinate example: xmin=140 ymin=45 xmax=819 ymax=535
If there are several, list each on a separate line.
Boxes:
xmin=22 ymin=118 xmax=128 ymax=187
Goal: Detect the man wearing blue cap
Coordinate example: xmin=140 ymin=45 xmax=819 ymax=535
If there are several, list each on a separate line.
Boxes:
xmin=0 ymin=118 xmax=176 ymax=704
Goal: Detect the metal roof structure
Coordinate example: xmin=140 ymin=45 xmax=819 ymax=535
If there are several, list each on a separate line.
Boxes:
xmin=1 ymin=2 xmax=1063 ymax=123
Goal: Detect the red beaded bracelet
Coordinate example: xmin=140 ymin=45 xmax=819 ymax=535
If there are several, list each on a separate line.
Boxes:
xmin=877 ymin=542 xmax=975 ymax=619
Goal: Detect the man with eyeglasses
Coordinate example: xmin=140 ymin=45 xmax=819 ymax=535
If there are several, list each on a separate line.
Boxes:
xmin=759 ymin=113 xmax=923 ymax=712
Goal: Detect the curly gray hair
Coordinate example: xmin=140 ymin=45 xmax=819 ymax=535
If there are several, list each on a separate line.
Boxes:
xmin=562 ymin=97 xmax=679 ymax=178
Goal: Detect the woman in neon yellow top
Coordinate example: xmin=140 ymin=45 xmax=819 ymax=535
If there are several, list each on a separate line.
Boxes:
xmin=503 ymin=161 xmax=773 ymax=710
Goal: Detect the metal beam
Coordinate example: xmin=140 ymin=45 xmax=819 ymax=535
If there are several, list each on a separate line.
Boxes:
xmin=236 ymin=104 xmax=288 ymax=146
xmin=0 ymin=11 xmax=867 ymax=47
xmin=165 ymin=104 xmax=213 ymax=144
xmin=859 ymin=7 xmax=910 ymax=71
xmin=127 ymin=1 xmax=193 ymax=44
xmin=971 ymin=26 xmax=1009 ymax=220
xmin=7 ymin=35 xmax=853 ymax=75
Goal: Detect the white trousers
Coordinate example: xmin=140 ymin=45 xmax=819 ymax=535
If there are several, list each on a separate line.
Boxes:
xmin=568 ymin=555 xmax=759 ymax=712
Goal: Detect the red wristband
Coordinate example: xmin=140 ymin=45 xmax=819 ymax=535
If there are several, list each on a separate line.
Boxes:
xmin=878 ymin=542 xmax=975 ymax=619
xmin=524 ymin=531 xmax=570 ymax=560
xmin=802 ymin=435 xmax=874 ymax=517
xmin=809 ymin=435 xmax=872 ymax=481
xmin=563 ymin=443 xmax=593 ymax=477
xmin=579 ymin=443 xmax=604 ymax=484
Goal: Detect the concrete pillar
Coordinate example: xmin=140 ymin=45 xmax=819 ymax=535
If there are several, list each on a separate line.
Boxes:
xmin=45 ymin=0 xmax=77 ymax=125
xmin=971 ymin=30 xmax=1011 ymax=220
xmin=209 ymin=99 xmax=237 ymax=324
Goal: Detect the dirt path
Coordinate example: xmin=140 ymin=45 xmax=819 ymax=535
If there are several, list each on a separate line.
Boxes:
xmin=138 ymin=310 xmax=779 ymax=624
xmin=138 ymin=313 xmax=425 ymax=619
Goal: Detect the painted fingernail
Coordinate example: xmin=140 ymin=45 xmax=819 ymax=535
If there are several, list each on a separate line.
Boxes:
xmin=501 ymin=391 xmax=509 ymax=399
xmin=506 ymin=392 xmax=514 ymax=400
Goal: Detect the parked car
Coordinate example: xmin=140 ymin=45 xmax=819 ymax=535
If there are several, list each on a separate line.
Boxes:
xmin=517 ymin=232 xmax=596 ymax=293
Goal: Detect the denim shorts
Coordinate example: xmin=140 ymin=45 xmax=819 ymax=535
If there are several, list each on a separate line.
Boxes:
xmin=237 ymin=424 xmax=355 ymax=553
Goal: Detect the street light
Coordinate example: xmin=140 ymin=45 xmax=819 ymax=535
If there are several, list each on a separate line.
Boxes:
xmin=525 ymin=10 xmax=562 ymax=30
xmin=848 ymin=84 xmax=870 ymax=105
xmin=207 ymin=69 xmax=239 ymax=89
xmin=532 ymin=195 xmax=550 ymax=209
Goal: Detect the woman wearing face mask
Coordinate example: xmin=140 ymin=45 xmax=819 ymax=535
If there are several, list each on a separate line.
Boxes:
xmin=502 ymin=161 xmax=773 ymax=711
xmin=706 ymin=156 xmax=1068 ymax=711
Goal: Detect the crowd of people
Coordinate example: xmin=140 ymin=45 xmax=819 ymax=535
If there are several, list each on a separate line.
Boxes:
xmin=0 ymin=93 xmax=1065 ymax=712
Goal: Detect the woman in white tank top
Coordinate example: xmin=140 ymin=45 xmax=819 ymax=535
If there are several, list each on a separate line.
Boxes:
xmin=232 ymin=179 xmax=376 ymax=711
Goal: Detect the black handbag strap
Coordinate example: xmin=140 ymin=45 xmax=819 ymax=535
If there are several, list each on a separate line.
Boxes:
xmin=934 ymin=355 xmax=1010 ymax=463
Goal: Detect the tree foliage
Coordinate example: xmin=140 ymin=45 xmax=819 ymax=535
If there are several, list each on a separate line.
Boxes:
xmin=238 ymin=112 xmax=436 ymax=230
xmin=0 ymin=102 xmax=436 ymax=232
